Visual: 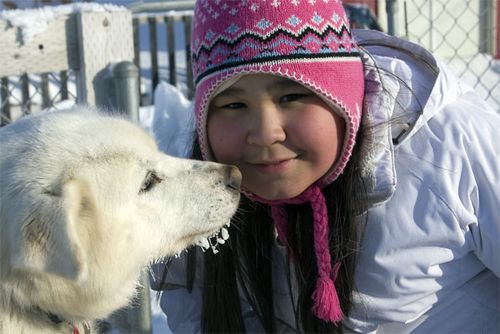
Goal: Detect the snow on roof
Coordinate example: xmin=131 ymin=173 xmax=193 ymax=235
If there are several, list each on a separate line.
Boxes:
xmin=0 ymin=3 xmax=126 ymax=45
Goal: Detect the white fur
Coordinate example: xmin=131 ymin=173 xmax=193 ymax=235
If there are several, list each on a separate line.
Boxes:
xmin=0 ymin=107 xmax=241 ymax=333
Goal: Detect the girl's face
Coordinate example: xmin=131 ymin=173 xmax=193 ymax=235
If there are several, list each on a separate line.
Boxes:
xmin=207 ymin=74 xmax=345 ymax=200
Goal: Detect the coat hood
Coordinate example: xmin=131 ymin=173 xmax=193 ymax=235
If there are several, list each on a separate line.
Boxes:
xmin=353 ymin=29 xmax=474 ymax=207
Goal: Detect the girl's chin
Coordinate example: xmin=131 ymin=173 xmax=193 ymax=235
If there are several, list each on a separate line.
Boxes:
xmin=243 ymin=185 xmax=307 ymax=201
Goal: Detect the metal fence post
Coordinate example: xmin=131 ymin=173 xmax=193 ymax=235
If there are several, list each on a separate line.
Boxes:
xmin=386 ymin=0 xmax=398 ymax=36
xmin=112 ymin=61 xmax=140 ymax=121
xmin=128 ymin=271 xmax=153 ymax=334
xmin=106 ymin=61 xmax=151 ymax=334
xmin=479 ymin=0 xmax=494 ymax=54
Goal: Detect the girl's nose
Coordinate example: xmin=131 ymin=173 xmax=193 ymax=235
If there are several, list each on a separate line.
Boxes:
xmin=247 ymin=106 xmax=286 ymax=146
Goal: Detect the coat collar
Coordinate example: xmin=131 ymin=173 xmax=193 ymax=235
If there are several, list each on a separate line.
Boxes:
xmin=353 ymin=29 xmax=443 ymax=208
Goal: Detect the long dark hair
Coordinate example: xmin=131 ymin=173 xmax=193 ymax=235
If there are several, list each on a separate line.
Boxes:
xmin=180 ymin=125 xmax=367 ymax=333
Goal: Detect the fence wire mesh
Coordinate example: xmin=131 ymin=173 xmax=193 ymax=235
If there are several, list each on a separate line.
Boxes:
xmin=0 ymin=70 xmax=77 ymax=125
xmin=400 ymin=0 xmax=499 ymax=110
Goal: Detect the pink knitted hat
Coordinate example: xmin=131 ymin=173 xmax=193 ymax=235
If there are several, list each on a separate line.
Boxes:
xmin=192 ymin=0 xmax=364 ymax=187
xmin=191 ymin=0 xmax=364 ymax=324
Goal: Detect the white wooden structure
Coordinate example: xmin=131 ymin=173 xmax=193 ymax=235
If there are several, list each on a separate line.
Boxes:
xmin=0 ymin=10 xmax=134 ymax=107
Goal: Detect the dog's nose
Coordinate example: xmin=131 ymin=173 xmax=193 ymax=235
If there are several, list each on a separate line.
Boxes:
xmin=225 ymin=166 xmax=242 ymax=191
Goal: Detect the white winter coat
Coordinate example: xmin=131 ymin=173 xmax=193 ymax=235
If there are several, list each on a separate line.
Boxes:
xmin=151 ymin=29 xmax=500 ymax=333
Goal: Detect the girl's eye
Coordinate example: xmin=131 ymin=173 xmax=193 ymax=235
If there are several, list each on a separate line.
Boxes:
xmin=139 ymin=171 xmax=164 ymax=193
xmin=280 ymin=93 xmax=307 ymax=103
xmin=220 ymin=102 xmax=245 ymax=109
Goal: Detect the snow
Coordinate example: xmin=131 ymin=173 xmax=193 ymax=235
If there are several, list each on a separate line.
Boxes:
xmin=0 ymin=3 xmax=126 ymax=45
xmin=133 ymin=10 xmax=194 ymax=19
xmin=150 ymin=81 xmax=195 ymax=158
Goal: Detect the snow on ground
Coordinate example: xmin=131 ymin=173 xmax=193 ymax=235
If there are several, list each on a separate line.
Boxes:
xmin=0 ymin=2 xmax=125 ymax=45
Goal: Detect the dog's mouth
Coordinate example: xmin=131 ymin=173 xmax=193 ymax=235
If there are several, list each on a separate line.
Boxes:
xmin=194 ymin=221 xmax=231 ymax=254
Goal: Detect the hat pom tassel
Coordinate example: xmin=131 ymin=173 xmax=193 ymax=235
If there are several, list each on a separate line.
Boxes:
xmin=311 ymin=276 xmax=343 ymax=324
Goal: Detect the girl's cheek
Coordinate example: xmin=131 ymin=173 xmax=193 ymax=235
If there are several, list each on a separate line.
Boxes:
xmin=208 ymin=118 xmax=244 ymax=163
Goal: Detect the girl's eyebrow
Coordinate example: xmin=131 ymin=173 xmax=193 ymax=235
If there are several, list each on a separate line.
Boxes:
xmin=214 ymin=87 xmax=244 ymax=98
xmin=272 ymin=79 xmax=304 ymax=89
xmin=264 ymin=78 xmax=305 ymax=92
xmin=215 ymin=78 xmax=304 ymax=98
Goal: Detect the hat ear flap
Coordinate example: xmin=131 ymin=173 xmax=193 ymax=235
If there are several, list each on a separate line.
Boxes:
xmin=11 ymin=178 xmax=96 ymax=284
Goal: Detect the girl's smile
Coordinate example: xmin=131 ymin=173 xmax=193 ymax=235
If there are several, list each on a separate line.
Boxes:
xmin=207 ymin=74 xmax=345 ymax=200
xmin=248 ymin=157 xmax=295 ymax=174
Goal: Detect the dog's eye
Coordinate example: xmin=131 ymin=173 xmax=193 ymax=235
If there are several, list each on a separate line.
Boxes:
xmin=139 ymin=171 xmax=164 ymax=193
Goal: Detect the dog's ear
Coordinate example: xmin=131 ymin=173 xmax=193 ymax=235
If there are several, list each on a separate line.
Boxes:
xmin=11 ymin=178 xmax=97 ymax=283
xmin=50 ymin=178 xmax=96 ymax=282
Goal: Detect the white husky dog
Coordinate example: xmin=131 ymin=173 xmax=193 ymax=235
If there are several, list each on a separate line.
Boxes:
xmin=0 ymin=107 xmax=241 ymax=333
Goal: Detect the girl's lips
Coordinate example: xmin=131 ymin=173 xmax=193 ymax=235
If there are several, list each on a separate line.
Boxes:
xmin=250 ymin=158 xmax=294 ymax=174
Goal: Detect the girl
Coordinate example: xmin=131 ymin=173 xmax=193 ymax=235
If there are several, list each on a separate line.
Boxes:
xmin=151 ymin=0 xmax=500 ymax=333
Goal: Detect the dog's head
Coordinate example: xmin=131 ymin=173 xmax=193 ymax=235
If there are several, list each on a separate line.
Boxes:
xmin=0 ymin=108 xmax=240 ymax=320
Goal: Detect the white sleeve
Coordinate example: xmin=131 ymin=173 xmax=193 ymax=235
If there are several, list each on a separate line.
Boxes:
xmin=150 ymin=253 xmax=266 ymax=333
xmin=460 ymin=91 xmax=500 ymax=277
xmin=158 ymin=287 xmax=204 ymax=333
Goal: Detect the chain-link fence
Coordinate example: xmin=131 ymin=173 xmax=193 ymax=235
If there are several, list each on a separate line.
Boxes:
xmin=394 ymin=0 xmax=499 ymax=109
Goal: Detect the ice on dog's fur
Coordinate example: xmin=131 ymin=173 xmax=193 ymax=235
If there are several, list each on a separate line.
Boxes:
xmin=195 ymin=222 xmax=231 ymax=254
xmin=0 ymin=107 xmax=241 ymax=333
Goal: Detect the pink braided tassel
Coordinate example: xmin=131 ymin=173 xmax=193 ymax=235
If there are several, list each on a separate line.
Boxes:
xmin=311 ymin=262 xmax=343 ymax=323
xmin=268 ymin=185 xmax=344 ymax=324
xmin=309 ymin=186 xmax=343 ymax=323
